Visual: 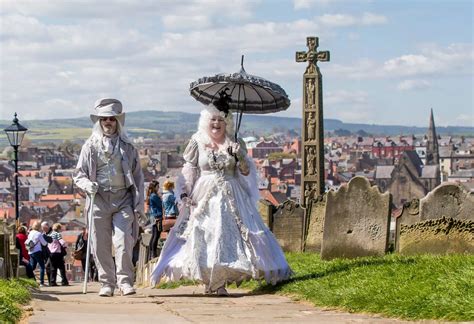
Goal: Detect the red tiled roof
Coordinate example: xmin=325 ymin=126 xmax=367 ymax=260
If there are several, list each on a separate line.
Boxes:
xmin=53 ymin=176 xmax=71 ymax=182
xmin=0 ymin=207 xmax=14 ymax=219
xmin=18 ymin=170 xmax=40 ymax=177
xmin=22 ymin=201 xmax=60 ymax=209
xmin=259 ymin=189 xmax=279 ymax=206
xmin=40 ymin=194 xmax=75 ymax=201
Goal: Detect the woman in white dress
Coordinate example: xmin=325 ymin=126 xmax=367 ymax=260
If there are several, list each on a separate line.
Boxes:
xmin=150 ymin=99 xmax=291 ymax=296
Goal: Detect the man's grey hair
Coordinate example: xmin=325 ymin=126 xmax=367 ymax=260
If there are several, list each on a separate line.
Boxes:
xmin=90 ymin=119 xmax=131 ymax=143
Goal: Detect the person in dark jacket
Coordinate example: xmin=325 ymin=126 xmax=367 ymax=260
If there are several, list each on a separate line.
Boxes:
xmin=146 ymin=180 xmax=163 ymax=259
xmin=75 ymin=227 xmax=98 ymax=281
xmin=41 ymin=221 xmax=53 ymax=285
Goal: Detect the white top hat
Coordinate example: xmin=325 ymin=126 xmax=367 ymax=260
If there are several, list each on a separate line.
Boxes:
xmin=90 ymin=98 xmax=125 ymax=125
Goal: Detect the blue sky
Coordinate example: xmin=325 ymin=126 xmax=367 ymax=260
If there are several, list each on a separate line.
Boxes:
xmin=0 ymin=0 xmax=472 ymax=127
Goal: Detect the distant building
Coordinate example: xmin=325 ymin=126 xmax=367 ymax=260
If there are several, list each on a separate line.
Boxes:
xmin=375 ymin=151 xmax=440 ymax=207
xmin=247 ymin=140 xmax=283 ymax=159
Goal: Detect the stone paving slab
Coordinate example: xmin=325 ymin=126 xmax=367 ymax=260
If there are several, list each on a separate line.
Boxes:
xmin=25 ymin=282 xmax=429 ymax=323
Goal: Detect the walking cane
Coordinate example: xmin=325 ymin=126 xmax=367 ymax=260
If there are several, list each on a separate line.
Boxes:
xmin=83 ymin=193 xmax=95 ymax=294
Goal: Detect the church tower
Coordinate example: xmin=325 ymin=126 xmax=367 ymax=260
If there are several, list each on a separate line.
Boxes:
xmin=425 ymin=108 xmax=439 ymax=166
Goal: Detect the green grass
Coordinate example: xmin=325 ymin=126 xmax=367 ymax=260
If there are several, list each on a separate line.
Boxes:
xmin=157 ymin=253 xmax=474 ymax=321
xmin=0 ymin=278 xmax=36 ymax=323
xmin=254 ymin=253 xmax=474 ymax=321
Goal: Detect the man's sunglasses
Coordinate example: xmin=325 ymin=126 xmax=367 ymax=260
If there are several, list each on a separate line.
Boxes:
xmin=100 ymin=117 xmax=117 ymax=122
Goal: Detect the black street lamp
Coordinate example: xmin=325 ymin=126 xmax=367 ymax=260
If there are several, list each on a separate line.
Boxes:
xmin=3 ymin=113 xmax=28 ymax=225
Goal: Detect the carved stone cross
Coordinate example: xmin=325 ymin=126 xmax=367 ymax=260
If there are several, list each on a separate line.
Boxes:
xmin=296 ymin=36 xmax=330 ymax=68
xmin=296 ymin=36 xmax=330 ymax=209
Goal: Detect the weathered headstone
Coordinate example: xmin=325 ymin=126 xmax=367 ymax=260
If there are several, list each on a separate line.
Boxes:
xmin=135 ymin=232 xmax=151 ymax=287
xmin=272 ymin=200 xmax=304 ymax=252
xmin=257 ymin=199 xmax=274 ymax=230
xmin=396 ymin=183 xmax=474 ymax=255
xmin=304 ymin=195 xmax=326 ymax=252
xmin=321 ymin=176 xmax=392 ymax=260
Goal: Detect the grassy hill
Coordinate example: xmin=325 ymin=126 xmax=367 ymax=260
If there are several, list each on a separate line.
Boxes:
xmin=0 ymin=110 xmax=472 ymax=148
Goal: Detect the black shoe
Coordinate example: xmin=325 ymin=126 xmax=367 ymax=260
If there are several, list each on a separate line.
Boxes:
xmin=50 ymin=283 xmax=58 ymax=286
xmin=61 ymin=282 xmax=70 ymax=286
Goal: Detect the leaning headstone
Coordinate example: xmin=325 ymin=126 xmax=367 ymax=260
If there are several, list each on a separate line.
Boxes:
xmin=257 ymin=199 xmax=274 ymax=230
xmin=0 ymin=258 xmax=4 ymax=278
xmin=321 ymin=176 xmax=392 ymax=260
xmin=396 ymin=183 xmax=474 ymax=255
xmin=272 ymin=200 xmax=304 ymax=252
xmin=304 ymin=195 xmax=326 ymax=252
xmin=135 ymin=232 xmax=152 ymax=287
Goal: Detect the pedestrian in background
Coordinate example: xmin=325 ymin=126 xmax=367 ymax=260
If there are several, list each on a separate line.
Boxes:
xmin=146 ymin=180 xmax=163 ymax=259
xmin=27 ymin=221 xmax=49 ymax=286
xmin=41 ymin=221 xmax=53 ymax=285
xmin=16 ymin=226 xmax=34 ymax=278
xmin=47 ymin=223 xmax=69 ymax=286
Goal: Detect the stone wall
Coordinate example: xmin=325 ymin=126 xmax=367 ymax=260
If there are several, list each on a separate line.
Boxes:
xmin=321 ymin=176 xmax=391 ymax=260
xmin=272 ymin=200 xmax=304 ymax=252
xmin=396 ymin=183 xmax=474 ymax=255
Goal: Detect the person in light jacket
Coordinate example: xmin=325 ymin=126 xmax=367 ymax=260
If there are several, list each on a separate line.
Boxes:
xmin=27 ymin=221 xmax=49 ymax=286
xmin=47 ymin=223 xmax=69 ymax=286
xmin=73 ymin=98 xmax=144 ymax=297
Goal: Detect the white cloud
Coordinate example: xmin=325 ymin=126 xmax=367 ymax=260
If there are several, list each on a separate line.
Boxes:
xmin=162 ymin=15 xmax=211 ymax=30
xmin=383 ymin=43 xmax=473 ymax=77
xmin=318 ymin=12 xmax=387 ymax=28
xmin=325 ymin=90 xmax=369 ymax=105
xmin=327 ymin=43 xmax=473 ymax=80
xmin=361 ymin=12 xmax=388 ymax=25
xmin=397 ymin=79 xmax=431 ymax=91
xmin=1 ymin=0 xmax=257 ymax=24
xmin=293 ymin=0 xmax=355 ymax=9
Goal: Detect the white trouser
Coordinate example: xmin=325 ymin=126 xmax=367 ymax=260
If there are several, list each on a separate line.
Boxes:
xmin=91 ymin=188 xmax=135 ymax=290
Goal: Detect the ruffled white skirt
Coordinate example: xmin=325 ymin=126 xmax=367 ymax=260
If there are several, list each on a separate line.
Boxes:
xmin=150 ymin=172 xmax=291 ymax=290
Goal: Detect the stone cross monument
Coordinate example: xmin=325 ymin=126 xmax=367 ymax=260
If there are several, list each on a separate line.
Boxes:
xmin=296 ymin=36 xmax=330 ymax=206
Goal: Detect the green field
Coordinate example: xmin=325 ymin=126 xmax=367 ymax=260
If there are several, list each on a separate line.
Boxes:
xmin=0 ymin=127 xmax=164 ymax=150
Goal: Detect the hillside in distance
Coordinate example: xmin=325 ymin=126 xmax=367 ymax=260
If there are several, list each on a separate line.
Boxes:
xmin=1 ymin=110 xmax=473 ymax=140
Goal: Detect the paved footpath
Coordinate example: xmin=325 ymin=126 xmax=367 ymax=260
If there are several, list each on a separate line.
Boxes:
xmin=25 ymin=283 xmax=430 ymax=323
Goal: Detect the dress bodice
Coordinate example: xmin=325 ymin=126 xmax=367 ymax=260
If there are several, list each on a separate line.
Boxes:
xmin=183 ymin=137 xmax=237 ymax=178
xmin=198 ymin=147 xmax=236 ymax=177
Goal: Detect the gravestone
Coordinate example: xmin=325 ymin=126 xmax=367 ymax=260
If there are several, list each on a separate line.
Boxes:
xmin=304 ymin=195 xmax=326 ymax=252
xmin=135 ymin=232 xmax=152 ymax=287
xmin=258 ymin=199 xmax=274 ymax=230
xmin=396 ymin=183 xmax=474 ymax=255
xmin=272 ymin=200 xmax=304 ymax=252
xmin=321 ymin=176 xmax=392 ymax=260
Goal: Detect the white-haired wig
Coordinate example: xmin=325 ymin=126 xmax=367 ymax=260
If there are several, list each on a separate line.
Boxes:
xmin=194 ymin=104 xmax=235 ymax=145
xmin=88 ymin=118 xmax=131 ymax=144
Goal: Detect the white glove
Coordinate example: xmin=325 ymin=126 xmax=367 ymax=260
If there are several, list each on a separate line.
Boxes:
xmin=84 ymin=181 xmax=98 ymax=195
xmin=181 ymin=197 xmax=196 ymax=207
xmin=228 ymin=142 xmax=245 ymax=160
